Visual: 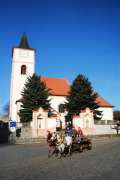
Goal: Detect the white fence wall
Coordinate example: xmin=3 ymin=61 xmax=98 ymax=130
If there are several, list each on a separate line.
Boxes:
xmin=94 ymin=125 xmax=116 ymax=135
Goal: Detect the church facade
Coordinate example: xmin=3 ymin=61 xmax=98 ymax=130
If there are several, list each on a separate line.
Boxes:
xmin=9 ymin=34 xmax=113 ymax=137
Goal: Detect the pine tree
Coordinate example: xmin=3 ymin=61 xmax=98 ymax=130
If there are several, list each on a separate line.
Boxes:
xmin=113 ymin=110 xmax=120 ymax=121
xmin=66 ymin=74 xmax=101 ymax=119
xmin=19 ymin=74 xmax=51 ymax=123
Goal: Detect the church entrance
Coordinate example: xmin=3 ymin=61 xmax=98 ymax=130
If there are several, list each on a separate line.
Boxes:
xmin=0 ymin=121 xmax=11 ymax=143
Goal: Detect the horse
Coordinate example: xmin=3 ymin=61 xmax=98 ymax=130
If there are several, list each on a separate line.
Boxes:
xmin=46 ymin=131 xmax=58 ymax=158
xmin=56 ymin=133 xmax=73 ymax=158
xmin=64 ymin=134 xmax=72 ymax=156
xmin=56 ymin=133 xmax=65 ymax=158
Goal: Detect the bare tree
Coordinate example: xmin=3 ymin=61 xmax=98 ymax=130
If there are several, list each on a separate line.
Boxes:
xmin=3 ymin=102 xmax=9 ymax=116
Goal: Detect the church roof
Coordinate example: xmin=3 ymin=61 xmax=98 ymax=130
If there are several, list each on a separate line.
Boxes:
xmin=18 ymin=33 xmax=34 ymax=50
xmin=12 ymin=33 xmax=35 ymax=57
xmin=41 ymin=77 xmax=70 ymax=96
xmin=41 ymin=76 xmax=113 ymax=107
xmin=96 ymin=96 xmax=113 ymax=107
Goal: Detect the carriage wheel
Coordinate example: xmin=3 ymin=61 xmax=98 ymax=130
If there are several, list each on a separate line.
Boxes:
xmin=87 ymin=143 xmax=92 ymax=150
xmin=79 ymin=145 xmax=83 ymax=152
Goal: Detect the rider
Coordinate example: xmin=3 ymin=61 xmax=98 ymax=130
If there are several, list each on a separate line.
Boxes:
xmin=76 ymin=127 xmax=84 ymax=143
xmin=77 ymin=127 xmax=84 ymax=137
xmin=65 ymin=126 xmax=73 ymax=137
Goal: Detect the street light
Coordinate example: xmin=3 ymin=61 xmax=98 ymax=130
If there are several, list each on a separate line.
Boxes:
xmin=37 ymin=114 xmax=42 ymax=136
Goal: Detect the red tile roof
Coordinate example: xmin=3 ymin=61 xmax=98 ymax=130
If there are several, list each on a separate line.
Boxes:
xmin=41 ymin=77 xmax=113 ymax=107
xmin=41 ymin=77 xmax=70 ymax=96
xmin=96 ymin=96 xmax=113 ymax=107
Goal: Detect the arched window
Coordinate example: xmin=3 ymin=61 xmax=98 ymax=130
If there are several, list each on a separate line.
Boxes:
xmin=59 ymin=104 xmax=65 ymax=113
xmin=21 ymin=65 xmax=26 ymax=75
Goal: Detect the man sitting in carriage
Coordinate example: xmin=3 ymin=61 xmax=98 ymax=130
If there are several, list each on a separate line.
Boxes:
xmin=75 ymin=127 xmax=84 ymax=143
xmin=65 ymin=126 xmax=73 ymax=137
xmin=72 ymin=126 xmax=84 ymax=144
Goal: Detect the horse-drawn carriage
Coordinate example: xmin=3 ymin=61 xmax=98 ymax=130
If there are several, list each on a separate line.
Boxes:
xmin=47 ymin=128 xmax=92 ymax=158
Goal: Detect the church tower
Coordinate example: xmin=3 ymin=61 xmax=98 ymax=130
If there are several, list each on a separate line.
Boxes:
xmin=10 ymin=33 xmax=35 ymax=122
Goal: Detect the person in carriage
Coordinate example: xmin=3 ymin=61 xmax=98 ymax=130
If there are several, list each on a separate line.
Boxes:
xmin=64 ymin=126 xmax=73 ymax=156
xmin=76 ymin=126 xmax=84 ymax=143
xmin=71 ymin=126 xmax=84 ymax=152
xmin=65 ymin=125 xmax=73 ymax=136
xmin=73 ymin=126 xmax=92 ymax=151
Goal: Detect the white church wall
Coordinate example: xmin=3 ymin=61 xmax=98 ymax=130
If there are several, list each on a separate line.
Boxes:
xmin=48 ymin=95 xmax=67 ymax=129
xmin=13 ymin=48 xmax=35 ymax=64
xmin=10 ymin=48 xmax=35 ymax=122
xmin=49 ymin=95 xmax=67 ymax=112
xmin=49 ymin=96 xmax=113 ymax=123
xmin=98 ymin=107 xmax=113 ymax=121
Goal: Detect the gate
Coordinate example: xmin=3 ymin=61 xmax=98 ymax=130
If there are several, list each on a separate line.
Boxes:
xmin=0 ymin=121 xmax=10 ymax=143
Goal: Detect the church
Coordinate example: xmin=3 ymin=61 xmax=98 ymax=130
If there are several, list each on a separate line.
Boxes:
xmin=9 ymin=33 xmax=114 ymax=138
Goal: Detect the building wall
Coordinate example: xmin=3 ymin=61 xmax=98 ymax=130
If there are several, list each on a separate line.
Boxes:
xmin=98 ymin=107 xmax=113 ymax=121
xmin=49 ymin=96 xmax=113 ymax=123
xmin=10 ymin=48 xmax=35 ymax=122
xmin=15 ymin=96 xmax=114 ymax=137
xmin=49 ymin=95 xmax=67 ymax=111
xmin=94 ymin=125 xmax=116 ymax=135
xmin=15 ymin=105 xmax=115 ymax=138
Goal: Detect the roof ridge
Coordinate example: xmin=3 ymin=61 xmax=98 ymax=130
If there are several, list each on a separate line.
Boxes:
xmin=41 ymin=76 xmax=68 ymax=81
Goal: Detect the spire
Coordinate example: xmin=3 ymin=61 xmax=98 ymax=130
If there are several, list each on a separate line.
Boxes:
xmin=18 ymin=33 xmax=30 ymax=49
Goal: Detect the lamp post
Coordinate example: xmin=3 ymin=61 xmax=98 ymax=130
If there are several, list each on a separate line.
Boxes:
xmin=37 ymin=114 xmax=42 ymax=137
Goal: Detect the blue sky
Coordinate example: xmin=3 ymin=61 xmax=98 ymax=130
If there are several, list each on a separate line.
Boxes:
xmin=0 ymin=0 xmax=120 ymax=114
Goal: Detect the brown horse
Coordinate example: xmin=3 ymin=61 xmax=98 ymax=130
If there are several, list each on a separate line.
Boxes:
xmin=46 ymin=131 xmax=58 ymax=158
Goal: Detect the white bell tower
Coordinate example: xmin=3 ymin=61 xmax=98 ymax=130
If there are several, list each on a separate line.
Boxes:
xmin=10 ymin=33 xmax=35 ymax=122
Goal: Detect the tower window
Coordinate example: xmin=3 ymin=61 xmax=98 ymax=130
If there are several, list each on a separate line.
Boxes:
xmin=59 ymin=104 xmax=65 ymax=113
xmin=21 ymin=65 xmax=26 ymax=75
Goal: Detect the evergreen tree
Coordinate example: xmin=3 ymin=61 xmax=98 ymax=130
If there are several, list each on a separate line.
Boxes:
xmin=19 ymin=74 xmax=51 ymax=123
xmin=66 ymin=74 xmax=101 ymax=119
xmin=113 ymin=110 xmax=120 ymax=121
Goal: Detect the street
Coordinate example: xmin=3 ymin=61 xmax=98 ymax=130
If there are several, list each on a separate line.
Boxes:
xmin=0 ymin=138 xmax=120 ymax=180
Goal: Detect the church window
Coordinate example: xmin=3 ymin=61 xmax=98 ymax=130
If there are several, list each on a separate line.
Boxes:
xmin=59 ymin=104 xmax=65 ymax=113
xmin=21 ymin=65 xmax=27 ymax=75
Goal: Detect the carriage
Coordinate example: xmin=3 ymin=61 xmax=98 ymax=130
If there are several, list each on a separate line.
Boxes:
xmin=72 ymin=136 xmax=92 ymax=152
xmin=47 ymin=129 xmax=92 ymax=158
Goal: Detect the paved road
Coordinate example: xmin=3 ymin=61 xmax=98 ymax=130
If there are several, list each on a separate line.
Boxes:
xmin=0 ymin=138 xmax=120 ymax=180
